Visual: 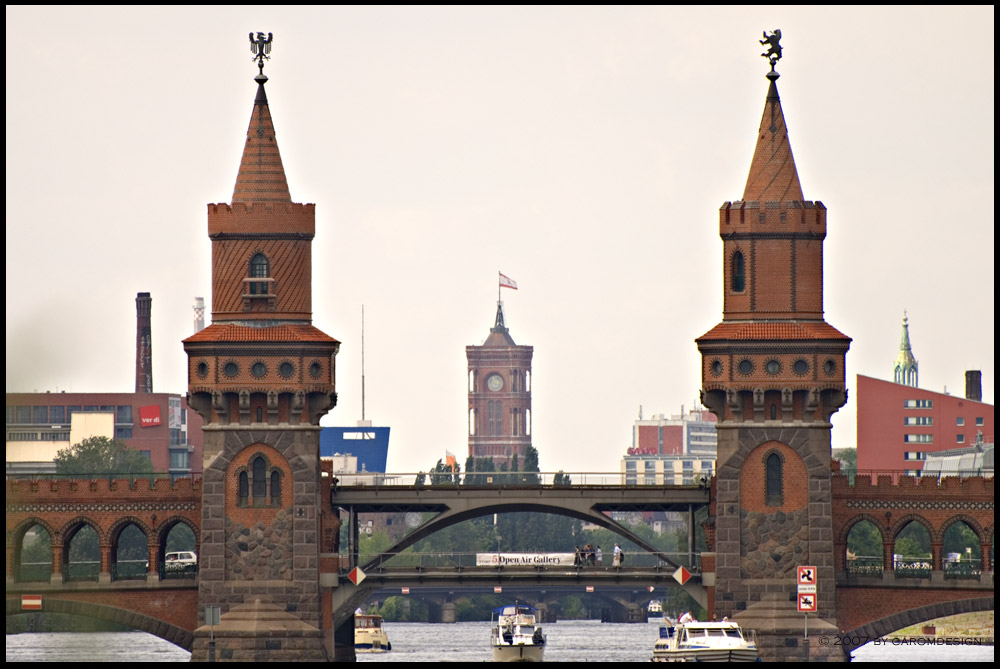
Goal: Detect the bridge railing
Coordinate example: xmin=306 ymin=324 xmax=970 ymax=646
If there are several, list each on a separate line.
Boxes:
xmin=331 ymin=471 xmax=712 ymax=488
xmin=359 ymin=551 xmax=700 ymax=571
xmin=840 ymin=469 xmax=993 ymax=485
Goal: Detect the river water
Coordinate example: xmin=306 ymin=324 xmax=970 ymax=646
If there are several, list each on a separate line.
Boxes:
xmin=5 ymin=622 xmax=993 ymax=662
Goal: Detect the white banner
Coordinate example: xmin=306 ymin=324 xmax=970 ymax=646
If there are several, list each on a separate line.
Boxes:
xmin=476 ymin=552 xmax=575 ymax=567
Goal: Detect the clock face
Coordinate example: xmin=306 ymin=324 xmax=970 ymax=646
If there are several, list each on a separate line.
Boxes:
xmin=487 ymin=374 xmax=504 ymax=392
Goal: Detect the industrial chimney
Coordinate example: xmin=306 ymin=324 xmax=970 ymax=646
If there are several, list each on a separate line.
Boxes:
xmin=193 ymin=296 xmax=205 ymax=334
xmin=135 ymin=292 xmax=153 ymax=394
xmin=965 ymin=370 xmax=983 ymax=402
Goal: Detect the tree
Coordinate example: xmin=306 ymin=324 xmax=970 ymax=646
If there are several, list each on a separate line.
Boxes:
xmin=54 ymin=436 xmax=154 ymax=476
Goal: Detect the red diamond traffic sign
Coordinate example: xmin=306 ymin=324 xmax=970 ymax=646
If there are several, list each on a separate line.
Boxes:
xmin=673 ymin=566 xmax=691 ymax=585
xmin=348 ymin=566 xmax=366 ymax=585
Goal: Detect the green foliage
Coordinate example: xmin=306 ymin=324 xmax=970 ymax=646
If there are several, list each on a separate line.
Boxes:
xmin=455 ymin=594 xmax=506 ymax=621
xmin=895 ymin=521 xmax=932 ymax=558
xmin=429 ymin=459 xmax=461 ymax=485
xmin=54 ymin=436 xmax=153 ymax=476
xmin=553 ymin=471 xmax=572 ymax=486
xmin=20 ymin=526 xmax=52 ymax=564
xmin=377 ymin=596 xmax=428 ymax=622
xmin=943 ymin=522 xmax=982 ymax=560
xmin=164 ymin=523 xmax=197 ymax=553
xmin=116 ymin=524 xmax=148 ymax=561
xmin=846 ymin=520 xmax=882 ymax=558
xmin=68 ymin=525 xmax=99 ymax=563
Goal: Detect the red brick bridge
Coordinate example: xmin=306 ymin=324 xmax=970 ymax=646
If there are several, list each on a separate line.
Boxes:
xmin=5 ymin=473 xmax=993 ymax=654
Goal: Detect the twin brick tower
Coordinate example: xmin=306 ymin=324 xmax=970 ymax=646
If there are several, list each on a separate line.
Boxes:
xmin=184 ymin=36 xmax=848 ymax=661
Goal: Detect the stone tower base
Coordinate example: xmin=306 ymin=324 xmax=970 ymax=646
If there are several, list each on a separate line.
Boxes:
xmin=190 ymin=600 xmax=327 ymax=662
xmin=733 ymin=594 xmax=845 ymax=662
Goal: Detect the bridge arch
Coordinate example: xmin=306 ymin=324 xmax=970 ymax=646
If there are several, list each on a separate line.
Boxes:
xmin=155 ymin=516 xmax=200 ymax=562
xmin=889 ymin=514 xmax=938 ymax=545
xmin=362 ymin=501 xmax=682 ymax=572
xmin=108 ymin=516 xmax=151 ymax=580
xmin=59 ymin=517 xmax=103 ymax=582
xmin=9 ymin=517 xmax=56 ymax=583
xmin=839 ymin=596 xmax=994 ymax=657
xmin=4 ymin=596 xmax=194 ymax=651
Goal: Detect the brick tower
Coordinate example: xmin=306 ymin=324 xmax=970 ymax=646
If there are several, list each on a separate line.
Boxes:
xmin=696 ymin=50 xmax=851 ymax=661
xmin=183 ymin=60 xmax=339 ymax=661
xmin=467 ymin=301 xmax=533 ymax=468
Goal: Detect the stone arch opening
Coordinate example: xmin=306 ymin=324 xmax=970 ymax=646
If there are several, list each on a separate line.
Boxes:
xmin=13 ymin=520 xmax=53 ymax=583
xmin=942 ymin=518 xmax=983 ymax=579
xmin=839 ymin=596 xmax=994 ymax=657
xmin=4 ymin=597 xmax=194 ymax=651
xmin=63 ymin=521 xmax=101 ymax=582
xmin=110 ymin=520 xmax=150 ymax=581
xmin=891 ymin=519 xmax=933 ymax=577
xmin=844 ymin=518 xmax=884 ymax=576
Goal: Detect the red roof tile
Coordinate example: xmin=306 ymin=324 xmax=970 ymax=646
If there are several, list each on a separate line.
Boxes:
xmin=697 ymin=321 xmax=850 ymax=342
xmin=183 ymin=323 xmax=339 ymax=344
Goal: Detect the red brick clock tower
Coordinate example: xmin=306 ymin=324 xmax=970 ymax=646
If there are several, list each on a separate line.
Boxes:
xmin=467 ymin=301 xmax=533 ymax=467
xmin=183 ymin=56 xmax=339 ymax=661
xmin=696 ymin=44 xmax=851 ymax=661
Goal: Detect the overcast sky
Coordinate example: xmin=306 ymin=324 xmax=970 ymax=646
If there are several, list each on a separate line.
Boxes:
xmin=6 ymin=7 xmax=994 ymax=473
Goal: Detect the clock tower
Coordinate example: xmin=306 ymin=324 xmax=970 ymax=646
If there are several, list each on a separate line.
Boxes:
xmin=466 ymin=301 xmax=533 ymax=468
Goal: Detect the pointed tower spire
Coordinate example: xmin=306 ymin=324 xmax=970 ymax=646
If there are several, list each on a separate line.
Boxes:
xmin=894 ymin=311 xmax=919 ymax=387
xmin=742 ymin=67 xmax=803 ymax=203
xmin=493 ymin=301 xmax=508 ymax=333
xmin=231 ymin=71 xmax=292 ymax=203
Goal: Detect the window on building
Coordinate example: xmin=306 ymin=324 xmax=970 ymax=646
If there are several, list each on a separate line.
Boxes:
xmin=16 ymin=406 xmax=31 ymax=424
xmin=956 ymin=417 xmax=965 ymax=426
xmin=32 ymin=406 xmax=48 ymax=424
xmin=115 ymin=427 xmax=133 ymax=440
xmin=252 ymin=457 xmax=267 ymax=500
xmin=904 ymin=416 xmax=933 ymax=426
xmin=50 ymin=406 xmax=65 ymax=424
xmin=976 ymin=417 xmax=984 ymax=426
xmin=732 ymin=251 xmax=746 ymax=292
xmin=249 ymin=253 xmax=270 ymax=295
xmin=904 ymin=452 xmax=926 ymax=461
xmin=238 ymin=472 xmax=249 ymax=503
xmin=903 ymin=399 xmax=933 ymax=409
xmin=270 ymin=471 xmax=281 ymax=500
xmin=170 ymin=450 xmax=189 ymax=469
xmin=903 ymin=434 xmax=934 ymax=443
xmin=765 ymin=452 xmax=782 ymax=506
xmin=957 ymin=434 xmax=965 ymax=444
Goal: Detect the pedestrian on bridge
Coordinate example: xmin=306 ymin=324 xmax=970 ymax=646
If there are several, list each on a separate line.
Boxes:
xmin=612 ymin=543 xmax=622 ymax=568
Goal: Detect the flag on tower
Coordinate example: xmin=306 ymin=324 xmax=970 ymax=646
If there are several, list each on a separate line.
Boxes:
xmin=499 ymin=273 xmax=518 ymax=290
xmin=445 ymin=450 xmax=457 ymax=469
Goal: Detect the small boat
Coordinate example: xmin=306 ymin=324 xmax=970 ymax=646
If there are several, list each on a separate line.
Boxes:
xmin=355 ymin=613 xmax=391 ymax=653
xmin=491 ymin=604 xmax=546 ymax=662
xmin=652 ymin=618 xmax=759 ymax=662
xmin=647 ymin=600 xmax=664 ymax=619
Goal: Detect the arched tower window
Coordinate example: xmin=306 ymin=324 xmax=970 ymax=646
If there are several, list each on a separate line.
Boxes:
xmin=252 ymin=457 xmax=267 ymax=500
xmin=270 ymin=470 xmax=281 ymax=500
xmin=249 ymin=253 xmax=270 ymax=295
xmin=238 ymin=472 xmax=249 ymax=503
xmin=765 ymin=452 xmax=783 ymax=506
xmin=732 ymin=251 xmax=746 ymax=293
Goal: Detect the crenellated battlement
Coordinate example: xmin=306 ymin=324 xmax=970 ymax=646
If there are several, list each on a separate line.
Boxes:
xmin=208 ymin=202 xmax=315 ymax=237
xmin=719 ymin=199 xmax=827 ymax=234
xmin=832 ymin=472 xmax=993 ymax=498
xmin=6 ymin=476 xmax=202 ymax=503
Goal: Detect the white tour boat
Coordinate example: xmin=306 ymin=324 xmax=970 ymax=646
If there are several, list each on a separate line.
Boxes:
xmin=491 ymin=604 xmax=546 ymax=662
xmin=652 ymin=618 xmax=759 ymax=662
xmin=647 ymin=600 xmax=664 ymax=619
xmin=354 ymin=613 xmax=391 ymax=653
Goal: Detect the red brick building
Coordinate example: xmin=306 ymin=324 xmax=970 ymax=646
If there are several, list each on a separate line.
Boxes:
xmin=6 ymin=392 xmax=203 ymax=479
xmin=466 ymin=301 xmax=533 ymax=466
xmin=856 ymin=374 xmax=994 ymax=474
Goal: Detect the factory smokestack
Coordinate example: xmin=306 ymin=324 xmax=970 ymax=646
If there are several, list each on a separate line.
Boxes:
xmin=193 ymin=296 xmax=205 ymax=334
xmin=965 ymin=370 xmax=982 ymax=402
xmin=135 ymin=292 xmax=153 ymax=394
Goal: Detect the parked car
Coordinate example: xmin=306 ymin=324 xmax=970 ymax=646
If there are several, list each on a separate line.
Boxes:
xmin=164 ymin=551 xmax=197 ymax=572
